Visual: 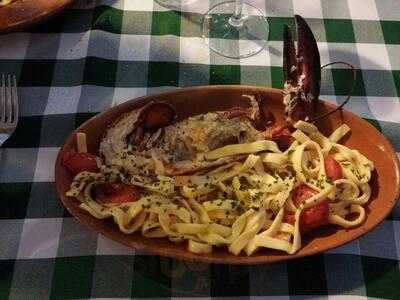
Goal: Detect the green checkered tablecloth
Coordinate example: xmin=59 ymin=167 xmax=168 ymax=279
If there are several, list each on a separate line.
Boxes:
xmin=0 ymin=0 xmax=399 ymax=299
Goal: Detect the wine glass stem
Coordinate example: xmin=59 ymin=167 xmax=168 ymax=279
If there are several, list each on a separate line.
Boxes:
xmin=229 ymin=0 xmax=243 ymax=27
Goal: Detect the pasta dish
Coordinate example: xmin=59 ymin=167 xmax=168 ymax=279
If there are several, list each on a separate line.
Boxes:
xmin=63 ymin=101 xmax=374 ymax=256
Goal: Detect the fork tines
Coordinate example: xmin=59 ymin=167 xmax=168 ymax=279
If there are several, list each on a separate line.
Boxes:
xmin=0 ymin=74 xmax=18 ymax=126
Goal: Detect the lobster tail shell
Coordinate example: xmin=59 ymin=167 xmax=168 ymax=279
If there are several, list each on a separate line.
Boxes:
xmin=295 ymin=15 xmax=321 ymax=103
xmin=282 ymin=15 xmax=322 ymax=124
xmin=283 ymin=25 xmax=297 ymax=83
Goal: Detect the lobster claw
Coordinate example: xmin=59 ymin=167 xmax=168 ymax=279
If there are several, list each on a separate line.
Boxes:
xmin=283 ymin=15 xmax=321 ymax=124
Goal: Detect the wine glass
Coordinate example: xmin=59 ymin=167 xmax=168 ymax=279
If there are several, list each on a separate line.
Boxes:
xmin=202 ymin=0 xmax=269 ymax=58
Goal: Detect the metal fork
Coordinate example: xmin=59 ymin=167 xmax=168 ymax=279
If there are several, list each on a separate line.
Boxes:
xmin=0 ymin=74 xmax=18 ymax=146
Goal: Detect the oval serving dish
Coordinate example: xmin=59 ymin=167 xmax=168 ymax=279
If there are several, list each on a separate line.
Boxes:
xmin=55 ymin=85 xmax=400 ymax=264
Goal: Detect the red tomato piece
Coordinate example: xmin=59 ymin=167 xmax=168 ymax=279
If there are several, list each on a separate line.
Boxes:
xmin=291 ymin=185 xmax=317 ymax=207
xmin=287 ymin=184 xmax=329 ymax=232
xmin=300 ymin=200 xmax=329 ymax=232
xmin=62 ymin=150 xmax=100 ymax=175
xmin=94 ymin=183 xmax=140 ymax=205
xmin=324 ymin=155 xmax=342 ymax=181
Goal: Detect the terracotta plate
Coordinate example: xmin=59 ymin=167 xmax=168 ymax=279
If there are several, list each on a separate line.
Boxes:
xmin=55 ymin=85 xmax=400 ymax=264
xmin=0 ymin=0 xmax=74 ymax=34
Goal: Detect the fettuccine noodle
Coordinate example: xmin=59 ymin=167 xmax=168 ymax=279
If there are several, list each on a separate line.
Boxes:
xmin=67 ymin=120 xmax=374 ymax=255
xmin=0 ymin=0 xmax=13 ymax=5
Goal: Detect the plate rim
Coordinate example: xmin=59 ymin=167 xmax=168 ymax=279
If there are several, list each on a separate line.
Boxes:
xmin=55 ymin=85 xmax=400 ymax=264
xmin=0 ymin=0 xmax=75 ymax=34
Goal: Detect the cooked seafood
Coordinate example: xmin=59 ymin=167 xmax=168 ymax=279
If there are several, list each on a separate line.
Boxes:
xmin=100 ymin=96 xmax=269 ymax=176
xmin=282 ymin=15 xmax=321 ymax=124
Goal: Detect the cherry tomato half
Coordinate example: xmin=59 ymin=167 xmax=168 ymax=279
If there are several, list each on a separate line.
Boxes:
xmin=93 ymin=183 xmax=140 ymax=205
xmin=284 ymin=185 xmax=329 ymax=233
xmin=62 ymin=150 xmax=100 ymax=175
xmin=291 ymin=185 xmax=318 ymax=207
xmin=324 ymin=155 xmax=342 ymax=181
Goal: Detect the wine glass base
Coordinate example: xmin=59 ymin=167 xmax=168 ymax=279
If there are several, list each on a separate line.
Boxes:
xmin=202 ymin=1 xmax=269 ymax=59
xmin=155 ymin=0 xmax=198 ymax=9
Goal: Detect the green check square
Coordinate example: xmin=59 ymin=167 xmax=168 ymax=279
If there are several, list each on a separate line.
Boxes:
xmin=287 ymin=255 xmax=327 ymax=294
xmin=0 ymin=260 xmax=14 ymax=300
xmin=20 ymin=61 xmax=55 ymax=87
xmin=148 ymin=62 xmax=179 ymax=87
xmin=131 ymin=256 xmax=171 ymax=298
xmin=30 ymin=14 xmax=66 ymax=33
xmin=131 ymin=273 xmax=171 ymax=298
xmin=75 ymin=113 xmax=97 ymax=128
xmin=270 ymin=66 xmax=284 ymax=89
xmin=92 ymin=6 xmax=123 ymax=34
xmin=380 ymin=21 xmax=400 ymax=44
xmin=50 ymin=256 xmax=95 ymax=300
xmin=362 ymin=257 xmax=400 ymax=299
xmin=332 ymin=69 xmax=366 ymax=96
xmin=0 ymin=183 xmax=31 ymax=218
xmin=151 ymin=11 xmax=181 ymax=36
xmin=84 ymin=57 xmax=118 ymax=87
xmin=27 ymin=182 xmax=65 ymax=218
xmin=210 ymin=264 xmax=250 ymax=296
xmin=210 ymin=65 xmax=241 ymax=85
xmin=116 ymin=61 xmax=149 ymax=87
xmin=3 ymin=115 xmax=42 ymax=147
xmin=52 ymin=60 xmax=85 ymax=86
xmin=324 ymin=19 xmax=355 ymax=43
xmin=269 ymin=17 xmax=295 ymax=41
xmin=179 ymin=63 xmax=209 ymax=87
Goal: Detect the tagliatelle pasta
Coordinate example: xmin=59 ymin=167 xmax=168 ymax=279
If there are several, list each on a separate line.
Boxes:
xmin=66 ymin=120 xmax=374 ymax=256
xmin=0 ymin=0 xmax=13 ymax=5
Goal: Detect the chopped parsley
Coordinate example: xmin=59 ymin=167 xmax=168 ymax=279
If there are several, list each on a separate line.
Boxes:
xmin=252 ymin=191 xmax=263 ymax=201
